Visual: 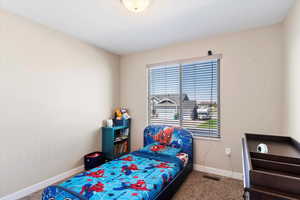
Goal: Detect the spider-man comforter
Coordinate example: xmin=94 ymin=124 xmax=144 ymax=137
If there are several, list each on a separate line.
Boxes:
xmin=42 ymin=151 xmax=183 ymax=200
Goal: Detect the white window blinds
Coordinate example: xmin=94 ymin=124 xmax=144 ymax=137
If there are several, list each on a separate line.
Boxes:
xmin=148 ymin=58 xmax=220 ymax=138
xmin=148 ymin=64 xmax=180 ymax=126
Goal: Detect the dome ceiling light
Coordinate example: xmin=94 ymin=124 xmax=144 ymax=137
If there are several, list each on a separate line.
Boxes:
xmin=121 ymin=0 xmax=151 ymax=13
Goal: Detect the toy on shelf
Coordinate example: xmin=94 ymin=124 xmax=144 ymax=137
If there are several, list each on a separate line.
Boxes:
xmin=114 ymin=107 xmax=130 ymax=120
xmin=120 ymin=107 xmax=130 ymax=120
xmin=111 ymin=107 xmax=131 ymax=127
xmin=114 ymin=108 xmax=123 ymax=120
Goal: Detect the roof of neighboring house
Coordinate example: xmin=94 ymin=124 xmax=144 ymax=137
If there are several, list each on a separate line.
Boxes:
xmin=150 ymin=94 xmax=196 ymax=107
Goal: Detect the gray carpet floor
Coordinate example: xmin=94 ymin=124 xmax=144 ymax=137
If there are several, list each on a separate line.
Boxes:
xmin=19 ymin=171 xmax=243 ymax=200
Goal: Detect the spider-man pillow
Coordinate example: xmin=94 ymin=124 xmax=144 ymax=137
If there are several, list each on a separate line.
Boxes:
xmin=141 ymin=142 xmax=181 ymax=157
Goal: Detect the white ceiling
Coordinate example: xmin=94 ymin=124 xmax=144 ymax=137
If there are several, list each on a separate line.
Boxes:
xmin=0 ymin=0 xmax=295 ymax=55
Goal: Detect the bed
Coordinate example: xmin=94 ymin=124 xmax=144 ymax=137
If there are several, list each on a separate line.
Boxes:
xmin=42 ymin=125 xmax=193 ymax=200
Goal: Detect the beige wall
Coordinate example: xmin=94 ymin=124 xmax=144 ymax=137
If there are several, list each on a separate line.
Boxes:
xmin=0 ymin=5 xmax=291 ymax=197
xmin=283 ymin=1 xmax=300 ymax=142
xmin=120 ymin=24 xmax=284 ymax=173
xmin=0 ymin=10 xmax=119 ymax=197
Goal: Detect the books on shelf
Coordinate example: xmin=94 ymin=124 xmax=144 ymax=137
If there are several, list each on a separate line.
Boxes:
xmin=114 ymin=136 xmax=128 ymax=142
xmin=123 ymin=128 xmax=129 ymax=136
xmin=113 ymin=128 xmax=129 ymax=143
xmin=113 ymin=140 xmax=128 ymax=156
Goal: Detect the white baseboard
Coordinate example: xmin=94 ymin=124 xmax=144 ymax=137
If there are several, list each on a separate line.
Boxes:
xmin=194 ymin=164 xmax=243 ymax=180
xmin=1 ymin=165 xmax=84 ymax=200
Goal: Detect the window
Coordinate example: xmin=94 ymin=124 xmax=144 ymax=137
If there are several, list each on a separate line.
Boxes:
xmin=148 ymin=56 xmax=220 ymax=138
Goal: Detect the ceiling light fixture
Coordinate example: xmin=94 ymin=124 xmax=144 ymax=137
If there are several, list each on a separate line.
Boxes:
xmin=121 ymin=0 xmax=151 ymax=13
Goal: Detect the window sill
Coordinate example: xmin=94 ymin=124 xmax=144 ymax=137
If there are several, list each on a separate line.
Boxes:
xmin=193 ymin=136 xmax=221 ymax=141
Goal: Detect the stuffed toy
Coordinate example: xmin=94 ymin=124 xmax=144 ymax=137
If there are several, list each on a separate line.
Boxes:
xmin=120 ymin=107 xmax=130 ymax=119
xmin=115 ymin=108 xmax=123 ymax=120
xmin=120 ymin=107 xmax=127 ymax=114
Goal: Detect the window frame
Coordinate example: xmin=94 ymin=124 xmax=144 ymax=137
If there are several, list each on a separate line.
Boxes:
xmin=147 ymin=54 xmax=222 ymax=139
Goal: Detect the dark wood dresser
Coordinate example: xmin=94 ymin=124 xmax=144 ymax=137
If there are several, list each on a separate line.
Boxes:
xmin=242 ymin=133 xmax=300 ymax=200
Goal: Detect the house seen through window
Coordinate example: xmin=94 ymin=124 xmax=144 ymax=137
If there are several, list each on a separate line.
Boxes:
xmin=148 ymin=58 xmax=220 ymax=138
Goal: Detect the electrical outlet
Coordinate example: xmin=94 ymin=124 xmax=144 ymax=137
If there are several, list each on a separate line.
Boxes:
xmin=225 ymin=148 xmax=231 ymax=156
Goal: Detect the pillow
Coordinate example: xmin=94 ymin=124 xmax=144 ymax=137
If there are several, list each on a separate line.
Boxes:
xmin=176 ymin=152 xmax=189 ymax=166
xmin=141 ymin=143 xmax=181 ymax=157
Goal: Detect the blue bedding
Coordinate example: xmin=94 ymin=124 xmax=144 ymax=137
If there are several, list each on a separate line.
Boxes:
xmin=42 ymin=151 xmax=183 ymax=200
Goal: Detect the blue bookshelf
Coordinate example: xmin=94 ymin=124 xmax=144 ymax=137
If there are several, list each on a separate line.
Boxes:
xmin=101 ymin=119 xmax=131 ymax=160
